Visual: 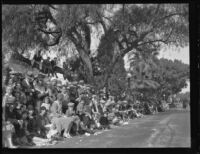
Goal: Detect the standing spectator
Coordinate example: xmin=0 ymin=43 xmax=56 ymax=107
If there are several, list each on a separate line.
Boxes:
xmin=3 ymin=86 xmax=16 ymax=121
xmin=50 ymin=57 xmax=58 ymax=78
xmin=42 ymin=57 xmax=52 ymax=77
xmin=21 ymin=72 xmax=34 ymax=95
xmin=34 ymin=79 xmax=48 ymax=114
xmin=31 ymin=50 xmax=43 ymax=71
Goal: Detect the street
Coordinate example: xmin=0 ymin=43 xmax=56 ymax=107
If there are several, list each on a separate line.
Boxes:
xmin=34 ymin=109 xmax=190 ymax=148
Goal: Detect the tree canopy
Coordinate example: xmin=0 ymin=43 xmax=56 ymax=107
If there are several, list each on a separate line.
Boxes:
xmin=2 ymin=4 xmax=189 ymax=98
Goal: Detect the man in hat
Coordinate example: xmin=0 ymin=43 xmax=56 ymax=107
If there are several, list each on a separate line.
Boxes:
xmin=56 ymin=82 xmax=63 ymax=93
xmin=31 ymin=49 xmax=43 ymax=70
xmin=50 ymin=57 xmax=58 ymax=78
xmin=43 ymin=57 xmax=52 ymax=77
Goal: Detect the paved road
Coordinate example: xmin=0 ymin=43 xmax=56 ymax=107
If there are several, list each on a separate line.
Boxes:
xmin=35 ymin=109 xmax=190 ymax=148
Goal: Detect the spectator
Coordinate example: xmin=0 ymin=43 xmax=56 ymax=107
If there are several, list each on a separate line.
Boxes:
xmin=99 ymin=112 xmax=110 ymax=129
xmin=31 ymin=50 xmax=43 ymax=71
xmin=36 ymin=106 xmax=51 ymax=138
xmin=66 ymin=103 xmax=81 ymax=136
xmin=61 ymin=87 xmax=70 ymax=114
xmin=50 ymin=57 xmax=58 ymax=78
xmin=41 ymin=96 xmax=51 ymax=111
xmin=76 ymin=99 xmax=85 ymax=116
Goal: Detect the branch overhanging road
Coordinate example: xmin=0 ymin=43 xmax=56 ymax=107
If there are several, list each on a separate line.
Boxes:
xmin=32 ymin=109 xmax=190 ymax=148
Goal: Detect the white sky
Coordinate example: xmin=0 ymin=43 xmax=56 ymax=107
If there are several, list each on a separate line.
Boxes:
xmin=157 ymin=46 xmax=189 ymax=65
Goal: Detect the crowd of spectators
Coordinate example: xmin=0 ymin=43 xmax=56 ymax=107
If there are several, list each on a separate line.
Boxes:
xmin=2 ymin=71 xmax=143 ymax=148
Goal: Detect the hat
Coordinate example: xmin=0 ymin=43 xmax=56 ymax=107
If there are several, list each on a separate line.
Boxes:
xmin=123 ymin=100 xmax=128 ymax=104
xmin=41 ymin=106 xmax=47 ymax=111
xmin=57 ymin=83 xmax=62 ymax=87
xmin=27 ymin=71 xmax=33 ymax=77
xmin=79 ymin=100 xmax=85 ymax=104
xmin=68 ymin=102 xmax=74 ymax=107
xmin=16 ymin=103 xmax=22 ymax=109
xmin=57 ymin=93 xmax=64 ymax=100
xmin=72 ymin=81 xmax=78 ymax=85
xmin=79 ymin=80 xmax=84 ymax=84
xmin=22 ymin=110 xmax=28 ymax=115
xmin=8 ymin=103 xmax=15 ymax=108
xmin=100 ymin=99 xmax=106 ymax=104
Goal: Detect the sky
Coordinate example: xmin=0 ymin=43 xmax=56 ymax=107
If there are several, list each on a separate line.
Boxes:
xmin=157 ymin=46 xmax=189 ymax=65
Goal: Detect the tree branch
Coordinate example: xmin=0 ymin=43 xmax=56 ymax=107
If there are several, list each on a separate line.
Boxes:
xmin=48 ymin=5 xmax=58 ymax=10
xmin=38 ymin=27 xmax=61 ymax=34
xmin=128 ymin=28 xmax=138 ymax=39
xmin=138 ymin=39 xmax=166 ymax=46
xmin=155 ymin=12 xmax=186 ymax=23
xmin=137 ymin=26 xmax=175 ymax=47
xmin=96 ymin=10 xmax=107 ymax=33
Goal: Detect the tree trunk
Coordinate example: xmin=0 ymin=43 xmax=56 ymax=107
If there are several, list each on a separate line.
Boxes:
xmin=78 ymin=49 xmax=94 ymax=84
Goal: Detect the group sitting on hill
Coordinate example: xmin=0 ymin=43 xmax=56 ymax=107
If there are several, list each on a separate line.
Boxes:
xmin=31 ymin=50 xmax=58 ymax=78
xmin=2 ymin=72 xmax=144 ymax=148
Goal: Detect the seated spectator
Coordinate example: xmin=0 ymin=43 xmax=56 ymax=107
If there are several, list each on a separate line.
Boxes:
xmin=20 ymin=111 xmax=35 ymax=146
xmin=50 ymin=93 xmax=63 ymax=118
xmin=78 ymin=114 xmax=95 ymax=135
xmin=66 ymin=103 xmax=81 ymax=136
xmin=76 ymin=99 xmax=85 ymax=116
xmin=27 ymin=105 xmax=38 ymax=136
xmin=91 ymin=95 xmax=101 ymax=116
xmin=36 ymin=106 xmax=51 ymax=138
xmin=83 ymin=101 xmax=93 ymax=119
xmin=50 ymin=94 xmax=75 ymax=138
xmin=61 ymin=87 xmax=70 ymax=114
xmin=34 ymin=79 xmax=48 ymax=113
xmin=99 ymin=112 xmax=110 ymax=129
xmin=41 ymin=96 xmax=51 ymax=111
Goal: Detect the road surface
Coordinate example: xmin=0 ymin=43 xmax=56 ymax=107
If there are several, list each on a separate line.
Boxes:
xmin=34 ymin=109 xmax=190 ymax=148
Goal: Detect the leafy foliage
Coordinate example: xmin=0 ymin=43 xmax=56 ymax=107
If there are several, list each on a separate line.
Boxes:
xmin=2 ymin=4 xmax=189 ymax=101
xmin=2 ymin=5 xmax=43 ymax=52
xmin=154 ymin=58 xmax=189 ymax=99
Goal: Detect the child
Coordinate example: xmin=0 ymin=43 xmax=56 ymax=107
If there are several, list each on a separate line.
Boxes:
xmin=99 ymin=112 xmax=110 ymax=129
xmin=41 ymin=96 xmax=51 ymax=111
